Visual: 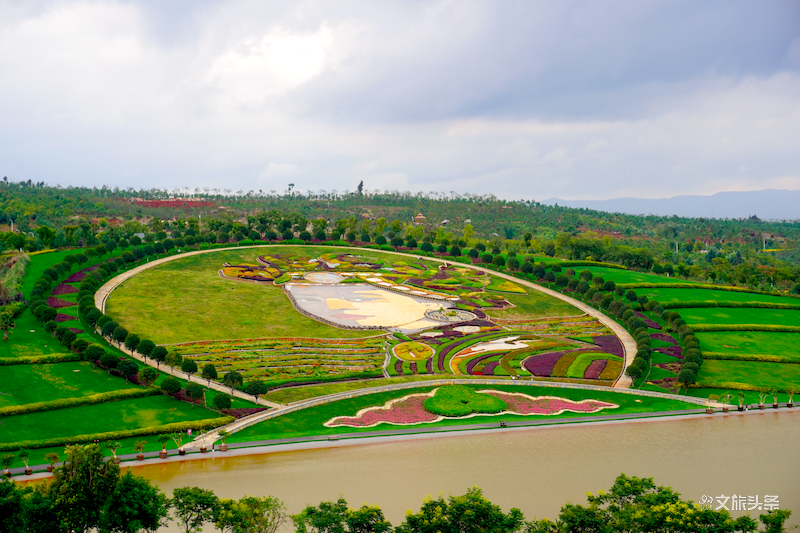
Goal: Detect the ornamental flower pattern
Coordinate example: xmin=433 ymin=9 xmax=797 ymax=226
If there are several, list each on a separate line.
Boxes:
xmin=324 ymin=388 xmax=618 ymax=428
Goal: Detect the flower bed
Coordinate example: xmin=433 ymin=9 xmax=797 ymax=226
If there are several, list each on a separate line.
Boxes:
xmin=51 ymin=283 xmax=78 ymax=295
xmin=325 ymin=388 xmax=619 ymax=428
xmin=64 ymin=271 xmax=88 ymax=283
xmin=482 ymin=361 xmax=499 ymax=375
xmin=55 ymin=313 xmax=77 ymax=322
xmin=650 ymin=333 xmax=677 ymax=344
xmin=521 ymin=351 xmax=565 ymax=377
xmin=592 ymin=335 xmax=624 ymax=357
xmin=583 ymin=359 xmax=607 ymax=379
xmin=46 ymin=296 xmax=76 ymax=308
xmin=635 ymin=312 xmax=662 ymax=330
xmin=655 ymin=346 xmax=683 ymax=359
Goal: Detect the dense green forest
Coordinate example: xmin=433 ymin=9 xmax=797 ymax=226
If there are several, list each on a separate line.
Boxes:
xmin=1 ymin=179 xmax=799 ymax=293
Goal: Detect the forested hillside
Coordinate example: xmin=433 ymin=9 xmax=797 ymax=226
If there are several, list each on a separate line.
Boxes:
xmin=1 ymin=179 xmax=798 ymax=292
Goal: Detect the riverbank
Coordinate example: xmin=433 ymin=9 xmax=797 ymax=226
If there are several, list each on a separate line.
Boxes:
xmin=12 ymin=403 xmax=797 ymax=481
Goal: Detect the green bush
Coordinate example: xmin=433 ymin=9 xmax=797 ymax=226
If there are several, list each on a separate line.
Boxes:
xmin=0 ymin=388 xmax=158 ymax=417
xmin=661 ymin=300 xmax=800 ymax=311
xmin=0 ymin=353 xmax=81 ymax=365
xmin=0 ymin=416 xmax=234 ymax=452
xmin=423 ymin=385 xmax=507 ymax=417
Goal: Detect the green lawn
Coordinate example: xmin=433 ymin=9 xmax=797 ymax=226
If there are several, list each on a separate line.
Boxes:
xmin=696 ymin=360 xmax=800 ymax=390
xmin=21 ymin=250 xmax=80 ymax=297
xmin=577 ymin=267 xmax=689 ymax=285
xmin=105 ymin=247 xmax=401 ymax=343
xmin=229 ymin=384 xmax=698 ymax=442
xmin=0 ymin=362 xmax=140 ymax=408
xmin=696 ymin=331 xmax=800 ymax=361
xmin=673 ymin=307 xmax=800 ymax=328
xmin=0 ymin=395 xmax=219 ymax=445
xmin=0 ymin=310 xmax=74 ymax=360
xmin=485 ymin=289 xmax=580 ymax=320
xmin=633 ymin=287 xmax=793 ymax=305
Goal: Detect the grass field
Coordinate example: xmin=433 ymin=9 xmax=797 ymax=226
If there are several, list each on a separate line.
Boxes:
xmin=0 ymin=395 xmax=219 ymax=444
xmin=696 ymin=331 xmax=800 ymax=360
xmin=633 ymin=287 xmax=792 ymax=305
xmin=695 ymin=360 xmax=800 ymax=390
xmin=577 ymin=267 xmax=691 ymax=285
xmin=673 ymin=307 xmax=800 ymax=328
xmin=0 ymin=362 xmax=139 ymax=407
xmin=0 ymin=310 xmax=74 ymax=360
xmin=229 ymin=384 xmax=698 ymax=442
xmin=105 ymin=247 xmax=392 ymax=343
xmin=485 ymin=290 xmax=579 ymax=320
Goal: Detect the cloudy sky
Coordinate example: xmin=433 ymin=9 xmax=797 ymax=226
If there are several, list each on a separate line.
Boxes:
xmin=1 ymin=1 xmax=799 ymax=201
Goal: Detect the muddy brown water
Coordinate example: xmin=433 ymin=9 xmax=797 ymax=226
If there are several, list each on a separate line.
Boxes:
xmin=133 ymin=410 xmax=799 ymax=531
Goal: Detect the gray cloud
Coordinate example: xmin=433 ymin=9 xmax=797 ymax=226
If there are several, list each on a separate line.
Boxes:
xmin=0 ymin=0 xmax=798 ymax=200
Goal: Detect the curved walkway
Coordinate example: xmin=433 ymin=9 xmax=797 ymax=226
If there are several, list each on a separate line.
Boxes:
xmin=185 ymin=377 xmax=718 ymax=451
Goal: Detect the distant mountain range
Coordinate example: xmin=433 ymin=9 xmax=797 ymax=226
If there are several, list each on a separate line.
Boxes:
xmin=544 ymin=189 xmax=800 ymax=221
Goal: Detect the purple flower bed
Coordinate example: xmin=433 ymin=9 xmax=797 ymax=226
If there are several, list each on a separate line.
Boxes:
xmin=327 ymin=393 xmax=440 ymax=427
xmin=426 ymin=358 xmax=433 ymax=374
xmin=650 ymin=332 xmax=677 ymax=344
xmin=410 ymin=362 xmax=418 ymax=374
xmin=394 ymin=360 xmax=403 ymax=375
xmin=482 ymin=361 xmax=499 ymax=376
xmin=484 ymin=391 xmax=617 ymax=415
xmin=522 ymin=352 xmax=564 ymax=377
xmin=51 ymin=284 xmax=78 ymax=295
xmin=592 ymin=335 xmax=624 ymax=357
xmin=655 ymin=346 xmax=683 ymax=359
xmin=68 ymin=327 xmax=83 ymax=334
xmin=55 ymin=313 xmax=77 ymax=322
xmin=583 ymin=359 xmax=607 ymax=379
xmin=64 ymin=271 xmax=88 ymax=283
xmin=437 ymin=332 xmax=499 ymax=371
xmin=46 ymin=297 xmax=76 ymax=309
xmin=465 ymin=354 xmax=494 ymax=375
xmin=634 ymin=312 xmax=662 ymax=330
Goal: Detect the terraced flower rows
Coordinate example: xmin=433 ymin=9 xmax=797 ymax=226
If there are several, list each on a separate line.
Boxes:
xmin=167 ymin=337 xmax=387 ymax=380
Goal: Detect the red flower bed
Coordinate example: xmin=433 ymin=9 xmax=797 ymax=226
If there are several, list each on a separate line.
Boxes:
xmin=68 ymin=327 xmax=83 ymax=334
xmin=583 ymin=359 xmax=607 ymax=379
xmin=222 ymin=407 xmax=270 ymax=419
xmin=51 ymin=284 xmax=78 ymax=295
xmin=425 ymin=358 xmax=433 ymax=373
xmin=410 ymin=362 xmax=418 ymax=374
xmin=482 ymin=361 xmax=499 ymax=375
xmin=592 ymin=335 xmax=624 ymax=357
xmin=522 ymin=351 xmax=564 ymax=377
xmin=46 ymin=297 xmax=76 ymax=308
xmin=394 ymin=360 xmax=403 ymax=375
xmin=326 ymin=393 xmax=439 ymax=427
xmin=65 ymin=272 xmax=87 ymax=283
xmin=483 ymin=391 xmax=617 ymax=415
xmin=650 ymin=333 xmax=677 ymax=344
xmin=55 ymin=313 xmax=77 ymax=322
xmin=634 ymin=312 xmax=661 ymax=330
xmin=655 ymin=346 xmax=683 ymax=359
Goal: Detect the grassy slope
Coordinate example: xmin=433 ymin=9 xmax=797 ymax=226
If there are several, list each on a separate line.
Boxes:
xmin=105 ymin=247 xmax=397 ymax=343
xmin=0 ymin=395 xmax=219 ymax=444
xmin=578 ymin=267 xmax=696 ymax=285
xmin=672 ymin=307 xmax=800 ymax=327
xmin=695 ymin=360 xmax=800 ymax=390
xmin=696 ymin=331 xmax=800 ymax=359
xmin=0 ymin=362 xmax=139 ymax=407
xmin=634 ymin=287 xmax=792 ymax=305
xmin=486 ymin=290 xmax=579 ymax=320
xmin=229 ymin=384 xmax=698 ymax=442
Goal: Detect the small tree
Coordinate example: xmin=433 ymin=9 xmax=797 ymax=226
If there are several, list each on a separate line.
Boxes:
xmin=104 ymin=441 xmax=121 ymax=462
xmin=769 ymin=388 xmax=779 ymax=406
xmin=0 ymin=312 xmax=14 ymax=341
xmin=138 ymin=366 xmax=158 ymax=387
xmin=124 ymin=333 xmax=140 ymax=353
xmin=111 ymin=325 xmax=129 ymax=346
xmin=185 ymin=383 xmax=204 ymax=407
xmin=172 ymin=486 xmax=220 ymax=533
xmin=151 ymin=346 xmax=168 ymax=368
xmin=1 ymin=453 xmax=14 ymax=476
xmin=170 ymin=432 xmax=185 ymax=453
xmin=212 ymin=393 xmax=233 ymax=413
xmin=201 ymin=363 xmax=218 ymax=385
xmin=118 ymin=359 xmax=139 ymax=383
xmin=18 ymin=449 xmax=30 ymax=471
xmin=676 ymin=369 xmax=696 ymax=393
xmin=45 ymin=452 xmax=59 ymax=470
xmin=137 ymin=339 xmax=155 ymax=360
xmin=100 ymin=353 xmax=119 ymax=374
xmin=223 ymin=371 xmax=243 ymax=394
xmin=158 ymin=434 xmax=170 ymax=454
xmin=161 ymin=377 xmax=182 ymax=396
xmin=182 ymin=359 xmax=199 ymax=379
xmin=245 ymin=380 xmax=269 ymax=401
xmin=758 ymin=391 xmax=768 ymax=408
xmin=133 ymin=440 xmax=147 ymax=459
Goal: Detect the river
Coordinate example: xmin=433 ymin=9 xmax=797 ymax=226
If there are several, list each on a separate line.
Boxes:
xmin=134 ymin=410 xmax=799 ymax=530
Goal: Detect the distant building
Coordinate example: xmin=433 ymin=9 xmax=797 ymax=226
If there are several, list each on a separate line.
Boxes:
xmin=414 ymin=213 xmax=427 ymax=223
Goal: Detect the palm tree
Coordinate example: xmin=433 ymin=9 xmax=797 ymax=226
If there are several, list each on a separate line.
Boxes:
xmin=0 ymin=312 xmax=14 ymax=341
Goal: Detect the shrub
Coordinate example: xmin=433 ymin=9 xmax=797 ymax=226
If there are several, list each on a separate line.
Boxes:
xmin=160 ymin=377 xmax=182 ymax=396
xmin=212 ymin=394 xmax=233 ymax=411
xmin=99 ymin=353 xmax=119 ymax=370
xmin=138 ymin=367 xmax=158 ymax=387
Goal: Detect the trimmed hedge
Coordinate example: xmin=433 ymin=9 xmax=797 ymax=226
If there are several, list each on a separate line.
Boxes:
xmin=0 ymin=388 xmax=159 ymax=417
xmin=661 ymin=301 xmax=800 ymax=310
xmin=0 ymin=416 xmax=235 ymax=452
xmin=691 ymin=324 xmax=800 ymax=333
xmin=617 ymin=282 xmax=798 ymax=298
xmin=0 ymin=353 xmax=82 ymax=365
